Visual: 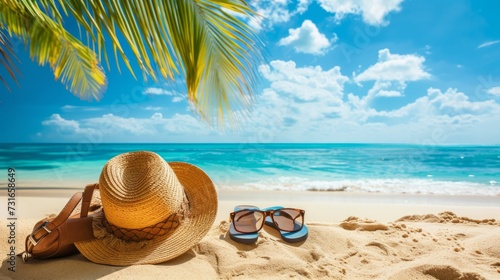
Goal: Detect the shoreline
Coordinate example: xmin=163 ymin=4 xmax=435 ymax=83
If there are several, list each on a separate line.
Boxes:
xmin=3 ymin=178 xmax=499 ymax=196
xmin=217 ymin=189 xmax=500 ymax=223
xmin=2 ymin=189 xmax=499 ymax=223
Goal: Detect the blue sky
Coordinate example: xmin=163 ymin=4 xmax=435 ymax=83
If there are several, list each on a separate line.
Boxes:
xmin=1 ymin=0 xmax=500 ymax=144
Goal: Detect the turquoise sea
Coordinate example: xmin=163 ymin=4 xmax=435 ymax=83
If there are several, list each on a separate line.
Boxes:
xmin=0 ymin=143 xmax=499 ymax=196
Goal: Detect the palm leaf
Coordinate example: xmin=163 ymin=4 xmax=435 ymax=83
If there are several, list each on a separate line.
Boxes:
xmin=0 ymin=30 xmax=20 ymax=91
xmin=1 ymin=0 xmax=263 ymax=127
xmin=44 ymin=0 xmax=265 ymax=127
xmin=0 ymin=0 xmax=106 ymax=100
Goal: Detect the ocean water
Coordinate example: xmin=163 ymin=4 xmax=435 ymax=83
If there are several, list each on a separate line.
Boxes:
xmin=0 ymin=143 xmax=499 ymax=196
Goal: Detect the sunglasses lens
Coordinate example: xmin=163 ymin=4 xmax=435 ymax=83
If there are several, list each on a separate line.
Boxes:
xmin=272 ymin=209 xmax=303 ymax=232
xmin=233 ymin=210 xmax=264 ymax=233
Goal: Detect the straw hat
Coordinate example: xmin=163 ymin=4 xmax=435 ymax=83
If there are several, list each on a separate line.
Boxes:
xmin=75 ymin=151 xmax=217 ymax=266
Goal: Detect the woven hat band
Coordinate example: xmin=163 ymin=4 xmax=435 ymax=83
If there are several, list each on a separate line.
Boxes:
xmin=102 ymin=211 xmax=181 ymax=242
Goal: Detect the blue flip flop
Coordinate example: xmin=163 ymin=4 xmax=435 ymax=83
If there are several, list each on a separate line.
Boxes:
xmin=229 ymin=205 xmax=261 ymax=244
xmin=229 ymin=205 xmax=285 ymax=244
xmin=264 ymin=208 xmax=308 ymax=243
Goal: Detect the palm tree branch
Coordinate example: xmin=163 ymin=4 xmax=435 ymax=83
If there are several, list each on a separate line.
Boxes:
xmin=0 ymin=1 xmax=106 ymax=100
xmin=2 ymin=0 xmax=264 ymax=127
xmin=0 ymin=30 xmax=20 ymax=91
xmin=183 ymin=0 xmax=264 ymax=126
xmin=50 ymin=0 xmax=178 ymax=80
xmin=42 ymin=0 xmax=264 ymax=126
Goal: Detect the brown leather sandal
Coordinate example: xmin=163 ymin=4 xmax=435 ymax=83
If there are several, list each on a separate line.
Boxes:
xmin=20 ymin=183 xmax=101 ymax=261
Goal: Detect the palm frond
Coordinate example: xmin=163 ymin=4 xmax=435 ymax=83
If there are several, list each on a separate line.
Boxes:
xmin=1 ymin=0 xmax=263 ymax=126
xmin=0 ymin=0 xmax=106 ymax=100
xmin=44 ymin=0 xmax=265 ymax=127
xmin=188 ymin=0 xmax=265 ymax=127
xmin=0 ymin=30 xmax=20 ymax=91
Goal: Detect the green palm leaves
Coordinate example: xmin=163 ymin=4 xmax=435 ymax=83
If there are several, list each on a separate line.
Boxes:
xmin=0 ymin=30 xmax=19 ymax=91
xmin=0 ymin=1 xmax=107 ymax=100
xmin=0 ymin=0 xmax=263 ymax=127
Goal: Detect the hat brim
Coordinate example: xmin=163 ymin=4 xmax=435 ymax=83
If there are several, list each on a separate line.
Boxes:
xmin=75 ymin=162 xmax=217 ymax=266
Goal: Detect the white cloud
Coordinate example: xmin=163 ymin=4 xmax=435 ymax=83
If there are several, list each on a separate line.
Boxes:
xmin=317 ymin=0 xmax=404 ymax=26
xmin=377 ymin=90 xmax=402 ymax=97
xmin=40 ymin=112 xmax=214 ymax=142
xmin=355 ymin=49 xmax=430 ymax=82
xmin=172 ymin=96 xmax=185 ymax=103
xmin=363 ymin=81 xmax=404 ymax=102
xmin=259 ymin=60 xmax=348 ymax=102
xmin=297 ymin=0 xmax=312 ymax=14
xmin=143 ymin=106 xmax=162 ymax=111
xmin=477 ymin=40 xmax=500 ymax=49
xmin=143 ymin=87 xmax=187 ymax=103
xmin=278 ymin=20 xmax=333 ymax=55
xmin=248 ymin=0 xmax=292 ymax=30
xmin=42 ymin=114 xmax=79 ymax=130
xmin=383 ymin=88 xmax=499 ymax=119
xmin=250 ymin=61 xmax=351 ymax=136
xmin=487 ymin=87 xmax=500 ymax=96
xmin=354 ymin=49 xmax=430 ymax=103
xmin=247 ymin=61 xmax=500 ymax=144
xmin=253 ymin=62 xmax=497 ymax=142
xmin=40 ymin=61 xmax=500 ymax=144
xmin=42 ymin=114 xmax=95 ymax=135
xmin=247 ymin=0 xmax=320 ymax=30
xmin=143 ymin=87 xmax=177 ymax=95
xmin=83 ymin=113 xmax=208 ymax=135
xmin=427 ymin=88 xmax=499 ymax=114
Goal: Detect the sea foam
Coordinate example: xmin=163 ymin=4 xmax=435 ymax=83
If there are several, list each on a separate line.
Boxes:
xmin=218 ymin=177 xmax=500 ymax=196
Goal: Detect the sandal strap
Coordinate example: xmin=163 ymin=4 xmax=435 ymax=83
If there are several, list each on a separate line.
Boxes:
xmin=80 ymin=183 xmax=99 ymax=218
xmin=21 ymin=183 xmax=100 ymax=261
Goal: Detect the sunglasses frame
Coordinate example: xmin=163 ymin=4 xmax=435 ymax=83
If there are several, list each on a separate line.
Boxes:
xmin=229 ymin=208 xmax=305 ymax=234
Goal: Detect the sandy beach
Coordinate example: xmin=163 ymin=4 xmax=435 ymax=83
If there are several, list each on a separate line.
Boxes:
xmin=1 ymin=189 xmax=499 ymax=279
xmin=3 ymin=0 xmax=500 ymax=278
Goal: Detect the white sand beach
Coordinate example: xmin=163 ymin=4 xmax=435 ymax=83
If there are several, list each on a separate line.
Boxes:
xmin=1 ymin=189 xmax=499 ymax=279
